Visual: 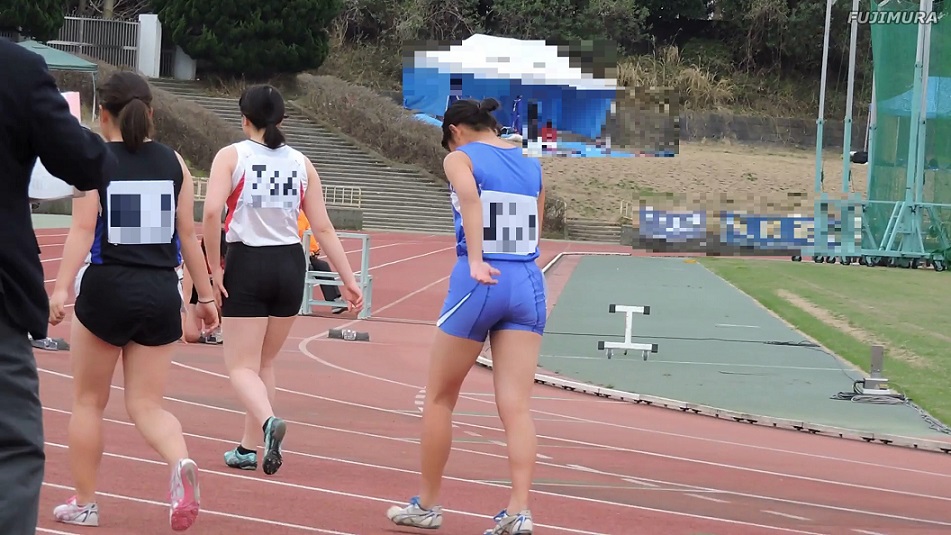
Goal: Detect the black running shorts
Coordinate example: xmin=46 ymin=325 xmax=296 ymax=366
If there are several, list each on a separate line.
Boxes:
xmin=221 ymin=242 xmax=305 ymax=318
xmin=74 ymin=264 xmax=183 ymax=347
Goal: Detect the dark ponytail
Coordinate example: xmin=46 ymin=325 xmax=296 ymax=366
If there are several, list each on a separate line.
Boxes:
xmin=116 ymin=97 xmax=152 ymax=152
xmin=98 ymin=71 xmax=154 ymax=152
xmin=263 ymin=124 xmax=285 ymax=150
xmin=441 ymin=97 xmax=502 ymax=150
xmin=239 ymin=84 xmax=287 ymax=149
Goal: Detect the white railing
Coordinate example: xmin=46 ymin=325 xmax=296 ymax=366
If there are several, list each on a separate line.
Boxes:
xmin=620 ymin=199 xmax=636 ymax=221
xmin=323 ymin=185 xmax=362 ymax=207
xmin=48 ymin=16 xmax=139 ymax=69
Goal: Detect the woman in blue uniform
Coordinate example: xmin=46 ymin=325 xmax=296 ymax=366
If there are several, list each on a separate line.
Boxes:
xmin=387 ymin=98 xmax=545 ymax=535
xmin=48 ymin=71 xmax=217 ymax=531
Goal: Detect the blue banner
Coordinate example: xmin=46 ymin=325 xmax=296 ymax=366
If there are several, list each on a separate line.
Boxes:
xmin=720 ymin=213 xmax=835 ymax=249
xmin=639 ymin=209 xmax=707 ymax=242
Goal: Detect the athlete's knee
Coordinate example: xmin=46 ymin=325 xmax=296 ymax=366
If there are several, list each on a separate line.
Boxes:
xmin=495 ymin=392 xmax=532 ymax=426
xmin=124 ymin=395 xmax=163 ymax=424
xmin=74 ymin=387 xmax=111 ymax=413
xmin=426 ymin=381 xmax=464 ymax=410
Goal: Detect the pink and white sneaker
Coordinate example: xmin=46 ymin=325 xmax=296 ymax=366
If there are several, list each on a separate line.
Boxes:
xmin=169 ymin=458 xmax=201 ymax=531
xmin=53 ymin=495 xmax=100 ymax=526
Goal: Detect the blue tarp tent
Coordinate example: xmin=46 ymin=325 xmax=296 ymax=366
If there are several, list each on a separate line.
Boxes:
xmin=403 ymin=34 xmax=618 ymax=139
xmin=879 ymin=76 xmax=951 ymax=118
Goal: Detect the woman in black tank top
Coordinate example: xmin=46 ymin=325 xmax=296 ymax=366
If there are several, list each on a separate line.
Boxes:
xmin=47 ymin=71 xmax=217 ymax=531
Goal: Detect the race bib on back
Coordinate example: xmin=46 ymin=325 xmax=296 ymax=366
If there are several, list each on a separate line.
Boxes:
xmin=106 ymin=179 xmax=175 ymax=245
xmin=243 ymin=159 xmax=302 ymax=210
xmin=481 ymin=189 xmax=538 ymax=256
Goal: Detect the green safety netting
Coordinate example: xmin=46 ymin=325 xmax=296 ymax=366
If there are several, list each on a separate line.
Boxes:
xmin=866 ymin=0 xmax=951 ymax=252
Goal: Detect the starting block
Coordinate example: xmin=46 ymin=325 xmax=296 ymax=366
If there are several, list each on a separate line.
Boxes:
xmin=328 ymin=329 xmax=370 ymax=342
xmin=596 ymin=304 xmax=659 ymax=360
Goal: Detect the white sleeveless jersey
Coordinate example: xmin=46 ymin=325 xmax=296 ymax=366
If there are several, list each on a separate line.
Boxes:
xmin=224 ymin=140 xmax=309 ymax=247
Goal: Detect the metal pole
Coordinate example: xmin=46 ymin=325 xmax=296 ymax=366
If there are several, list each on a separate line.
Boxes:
xmin=902 ymin=0 xmax=928 ymax=204
xmin=814 ymin=0 xmax=836 ymax=195
xmin=914 ymin=0 xmax=933 ymax=205
xmin=866 ymin=80 xmax=877 ymax=195
xmin=842 ymin=0 xmax=861 ymax=194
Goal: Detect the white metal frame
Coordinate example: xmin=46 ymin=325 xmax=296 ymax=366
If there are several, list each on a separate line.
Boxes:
xmin=597 ymin=303 xmax=659 ymax=360
xmin=300 ymin=230 xmax=373 ymax=319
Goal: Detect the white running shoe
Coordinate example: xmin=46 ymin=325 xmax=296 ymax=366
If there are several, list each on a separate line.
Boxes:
xmin=169 ymin=458 xmax=201 ymax=531
xmin=53 ymin=496 xmax=100 ymax=526
xmin=386 ymin=496 xmax=443 ymax=529
xmin=484 ymin=509 xmax=533 ymax=535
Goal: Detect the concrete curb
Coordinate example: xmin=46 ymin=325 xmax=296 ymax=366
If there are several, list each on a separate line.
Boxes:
xmin=474 ymin=355 xmax=951 ymax=454
xmin=486 ymin=251 xmax=951 ymax=455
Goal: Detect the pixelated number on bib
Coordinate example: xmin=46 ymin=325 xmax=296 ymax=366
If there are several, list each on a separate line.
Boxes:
xmin=247 ymin=162 xmax=300 ymax=209
xmin=106 ymin=179 xmax=175 ymax=245
xmin=481 ymin=190 xmax=538 ymax=256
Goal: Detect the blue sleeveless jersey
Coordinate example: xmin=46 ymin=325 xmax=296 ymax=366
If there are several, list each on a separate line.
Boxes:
xmin=451 ymin=142 xmax=543 ymax=262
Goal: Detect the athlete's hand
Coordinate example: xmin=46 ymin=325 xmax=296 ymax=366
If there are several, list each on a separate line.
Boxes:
xmin=48 ymin=288 xmax=69 ymax=326
xmin=342 ymin=281 xmax=364 ymax=311
xmin=211 ymin=269 xmax=228 ymax=307
xmin=470 ymin=261 xmax=500 ymax=285
xmin=195 ymin=301 xmax=220 ymax=333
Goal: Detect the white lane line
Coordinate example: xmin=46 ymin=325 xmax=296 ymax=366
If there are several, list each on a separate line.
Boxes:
xmin=763 ymin=510 xmax=811 ymax=521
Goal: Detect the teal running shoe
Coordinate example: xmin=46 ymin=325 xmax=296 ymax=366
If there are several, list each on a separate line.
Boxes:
xmin=223 ymin=447 xmax=257 ymax=470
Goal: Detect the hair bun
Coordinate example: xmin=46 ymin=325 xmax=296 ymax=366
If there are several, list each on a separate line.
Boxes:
xmin=479 ymin=98 xmax=500 ymax=113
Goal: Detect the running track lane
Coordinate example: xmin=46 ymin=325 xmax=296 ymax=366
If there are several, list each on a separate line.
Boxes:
xmin=34 ymin=229 xmax=951 ymax=534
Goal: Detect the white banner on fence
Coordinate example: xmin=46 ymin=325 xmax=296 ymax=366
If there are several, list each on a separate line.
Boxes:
xmin=29 ymin=91 xmax=88 ymax=202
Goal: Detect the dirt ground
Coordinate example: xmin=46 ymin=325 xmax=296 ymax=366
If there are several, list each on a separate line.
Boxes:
xmin=542 ymin=140 xmax=870 ymax=221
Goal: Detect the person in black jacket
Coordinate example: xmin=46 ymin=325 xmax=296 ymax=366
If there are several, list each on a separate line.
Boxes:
xmin=0 ymin=37 xmax=114 ymax=534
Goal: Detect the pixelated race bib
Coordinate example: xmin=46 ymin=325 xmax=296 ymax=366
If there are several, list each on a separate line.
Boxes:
xmin=480 ymin=189 xmax=538 ymax=255
xmin=242 ymin=159 xmax=302 ymax=210
xmin=106 ymin=179 xmax=175 ymax=245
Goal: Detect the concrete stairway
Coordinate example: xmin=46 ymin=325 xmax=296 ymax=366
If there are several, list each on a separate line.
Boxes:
xmin=566 ymin=217 xmax=622 ymax=243
xmin=149 ymin=78 xmax=454 ymax=234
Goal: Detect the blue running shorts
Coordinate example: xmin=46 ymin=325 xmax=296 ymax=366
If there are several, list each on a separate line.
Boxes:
xmin=436 ymin=257 xmax=547 ymax=342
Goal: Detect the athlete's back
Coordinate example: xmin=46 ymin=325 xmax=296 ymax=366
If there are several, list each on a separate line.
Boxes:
xmin=224 ymin=139 xmax=309 ymax=247
xmin=89 ymin=141 xmax=184 ymax=268
xmin=451 ymin=141 xmax=543 ymax=262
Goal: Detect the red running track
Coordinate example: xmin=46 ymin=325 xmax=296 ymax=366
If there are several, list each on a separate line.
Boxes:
xmin=33 ymin=228 xmax=951 ymax=535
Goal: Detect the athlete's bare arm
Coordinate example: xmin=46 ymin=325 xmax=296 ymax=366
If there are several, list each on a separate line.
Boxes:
xmin=175 ymin=151 xmax=215 ymax=305
xmin=202 ymin=146 xmax=238 ymax=294
xmin=301 ymin=158 xmax=358 ymax=288
xmin=51 ymin=192 xmax=100 ymax=299
xmin=444 ymin=150 xmax=485 ymax=266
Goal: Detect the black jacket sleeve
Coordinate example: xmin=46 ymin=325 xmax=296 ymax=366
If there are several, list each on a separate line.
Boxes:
xmin=25 ymin=52 xmax=114 ymax=192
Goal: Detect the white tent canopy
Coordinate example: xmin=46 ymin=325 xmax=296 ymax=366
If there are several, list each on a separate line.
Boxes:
xmin=412 ymin=34 xmax=617 ymax=91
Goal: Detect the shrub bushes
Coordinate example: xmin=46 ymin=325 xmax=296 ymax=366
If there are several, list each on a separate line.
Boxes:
xmin=293 ymin=73 xmax=568 ymax=234
xmin=51 ymin=59 xmax=243 ymax=172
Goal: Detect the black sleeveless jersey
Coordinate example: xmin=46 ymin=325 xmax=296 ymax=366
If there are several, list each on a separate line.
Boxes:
xmin=88 ymin=141 xmax=183 ymax=268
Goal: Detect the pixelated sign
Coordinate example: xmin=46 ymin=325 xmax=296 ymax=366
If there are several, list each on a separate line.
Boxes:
xmin=720 ymin=213 xmax=837 ymax=249
xmin=639 ymin=209 xmax=706 ymax=242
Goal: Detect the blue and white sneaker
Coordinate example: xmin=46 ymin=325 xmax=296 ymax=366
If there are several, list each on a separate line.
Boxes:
xmin=484 ymin=509 xmax=533 ymax=535
xmin=223 ymin=448 xmax=257 ymax=470
xmin=262 ymin=417 xmax=287 ymax=475
xmin=386 ymin=496 xmax=443 ymax=529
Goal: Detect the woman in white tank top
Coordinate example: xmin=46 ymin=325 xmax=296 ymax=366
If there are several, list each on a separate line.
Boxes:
xmin=201 ymin=85 xmax=363 ymax=476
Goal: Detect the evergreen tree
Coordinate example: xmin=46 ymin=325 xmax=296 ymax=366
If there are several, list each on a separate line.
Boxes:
xmin=0 ymin=0 xmax=69 ymax=41
xmin=152 ymin=0 xmax=343 ymax=78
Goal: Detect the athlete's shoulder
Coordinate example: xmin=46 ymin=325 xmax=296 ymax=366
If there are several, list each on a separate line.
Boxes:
xmin=283 ymin=143 xmax=308 ymax=162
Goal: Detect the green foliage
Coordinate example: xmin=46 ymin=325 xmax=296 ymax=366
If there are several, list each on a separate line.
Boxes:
xmin=152 ymin=0 xmax=343 ymax=78
xmin=640 ymin=0 xmax=707 ymax=21
xmin=0 ymin=0 xmax=68 ymax=40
